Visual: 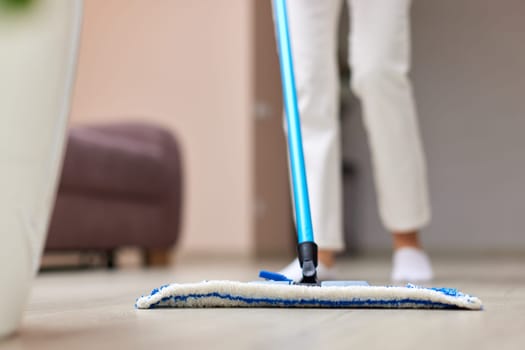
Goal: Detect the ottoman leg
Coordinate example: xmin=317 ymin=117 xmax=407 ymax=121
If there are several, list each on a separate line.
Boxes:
xmin=106 ymin=250 xmax=116 ymax=269
xmin=144 ymin=249 xmax=172 ymax=267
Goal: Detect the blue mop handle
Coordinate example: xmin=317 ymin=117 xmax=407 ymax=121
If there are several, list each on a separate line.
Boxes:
xmin=272 ymin=0 xmax=314 ymax=245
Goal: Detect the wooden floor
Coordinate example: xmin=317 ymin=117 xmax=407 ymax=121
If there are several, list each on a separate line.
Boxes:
xmin=2 ymin=255 xmax=525 ymax=349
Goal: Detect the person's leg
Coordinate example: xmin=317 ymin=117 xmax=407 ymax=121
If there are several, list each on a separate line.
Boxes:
xmin=392 ymin=230 xmax=421 ymax=250
xmin=348 ymin=0 xmax=433 ymax=281
xmin=278 ymin=0 xmax=344 ymax=281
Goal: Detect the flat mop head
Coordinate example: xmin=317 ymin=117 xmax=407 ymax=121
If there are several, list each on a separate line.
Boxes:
xmin=135 ymin=276 xmax=482 ymax=310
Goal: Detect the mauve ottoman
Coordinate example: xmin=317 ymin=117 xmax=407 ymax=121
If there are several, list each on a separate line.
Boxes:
xmin=45 ymin=122 xmax=183 ymax=267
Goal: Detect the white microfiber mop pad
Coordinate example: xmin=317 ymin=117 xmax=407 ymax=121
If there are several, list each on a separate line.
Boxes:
xmin=135 ymin=281 xmax=482 ymax=310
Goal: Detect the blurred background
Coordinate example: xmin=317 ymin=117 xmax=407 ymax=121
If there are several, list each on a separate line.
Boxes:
xmin=42 ymin=0 xmax=525 ymax=269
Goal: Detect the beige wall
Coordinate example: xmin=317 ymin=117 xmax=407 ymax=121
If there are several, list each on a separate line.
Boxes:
xmin=253 ymin=1 xmax=294 ymax=257
xmin=71 ymin=0 xmax=255 ymax=256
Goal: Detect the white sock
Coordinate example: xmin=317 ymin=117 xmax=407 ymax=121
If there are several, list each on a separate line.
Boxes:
xmin=278 ymin=258 xmax=337 ymax=282
xmin=391 ymin=247 xmax=434 ymax=283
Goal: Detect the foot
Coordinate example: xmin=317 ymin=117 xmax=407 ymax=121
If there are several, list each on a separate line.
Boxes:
xmin=278 ymin=258 xmax=338 ymax=282
xmin=391 ymin=247 xmax=434 ymax=283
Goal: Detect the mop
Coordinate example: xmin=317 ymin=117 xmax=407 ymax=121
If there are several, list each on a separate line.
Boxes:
xmin=135 ymin=0 xmax=482 ymax=310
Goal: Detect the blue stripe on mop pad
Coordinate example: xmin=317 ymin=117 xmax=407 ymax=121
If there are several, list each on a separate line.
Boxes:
xmin=135 ymin=281 xmax=482 ymax=310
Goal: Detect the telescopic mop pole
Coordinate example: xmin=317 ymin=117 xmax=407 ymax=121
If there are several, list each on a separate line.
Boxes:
xmin=272 ymin=0 xmax=318 ymax=284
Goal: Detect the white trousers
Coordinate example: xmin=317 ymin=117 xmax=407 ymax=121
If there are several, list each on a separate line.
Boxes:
xmin=286 ymin=0 xmax=430 ymax=251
